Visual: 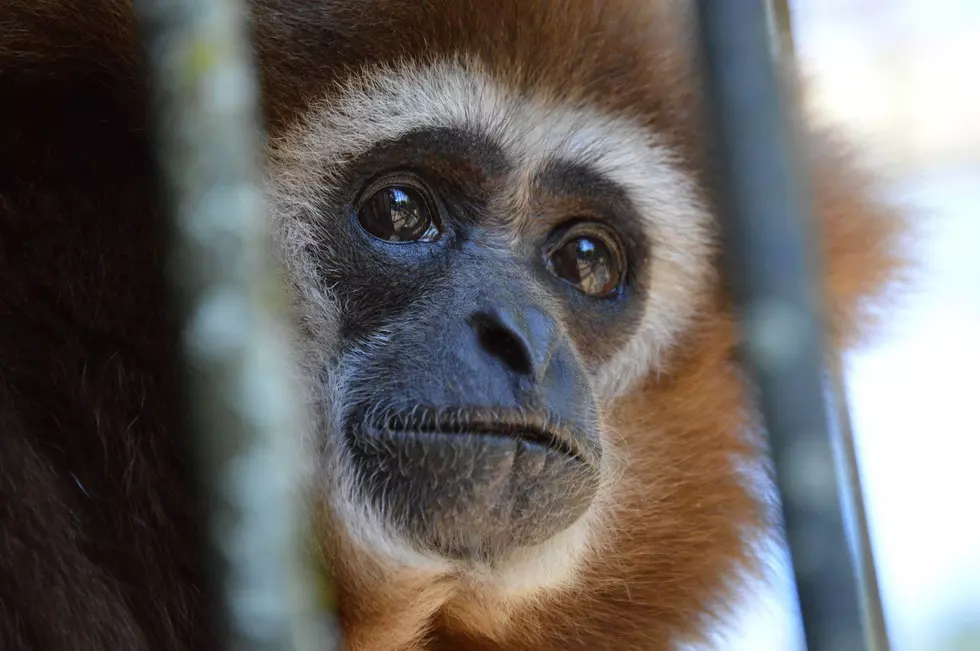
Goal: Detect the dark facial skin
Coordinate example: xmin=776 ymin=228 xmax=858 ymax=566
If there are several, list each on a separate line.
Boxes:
xmin=314 ymin=127 xmax=649 ymax=561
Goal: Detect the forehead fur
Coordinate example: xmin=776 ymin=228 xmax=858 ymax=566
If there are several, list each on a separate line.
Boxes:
xmin=255 ymin=0 xmax=704 ymax=152
xmin=269 ymin=58 xmax=715 ymax=395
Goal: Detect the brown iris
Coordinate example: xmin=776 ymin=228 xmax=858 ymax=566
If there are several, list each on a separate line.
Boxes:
xmin=546 ymin=224 xmax=625 ymax=298
xmin=356 ymin=183 xmax=440 ymax=243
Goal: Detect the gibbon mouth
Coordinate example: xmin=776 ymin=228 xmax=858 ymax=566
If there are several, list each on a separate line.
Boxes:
xmin=345 ymin=405 xmax=602 ymax=557
xmin=367 ymin=407 xmax=600 ymax=469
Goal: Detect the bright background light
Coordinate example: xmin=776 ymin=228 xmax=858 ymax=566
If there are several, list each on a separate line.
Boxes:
xmin=723 ymin=2 xmax=980 ymax=649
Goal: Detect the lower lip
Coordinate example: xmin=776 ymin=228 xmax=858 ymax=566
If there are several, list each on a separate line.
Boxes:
xmin=373 ymin=425 xmax=592 ymax=467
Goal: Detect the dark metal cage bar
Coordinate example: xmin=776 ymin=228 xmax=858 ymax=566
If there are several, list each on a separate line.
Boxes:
xmin=693 ymin=2 xmax=889 ymax=651
xmin=131 ymin=0 xmax=888 ymax=648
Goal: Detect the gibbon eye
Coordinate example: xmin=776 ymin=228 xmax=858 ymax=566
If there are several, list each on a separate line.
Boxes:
xmin=546 ymin=225 xmax=625 ymax=298
xmin=355 ymin=183 xmax=440 ymax=243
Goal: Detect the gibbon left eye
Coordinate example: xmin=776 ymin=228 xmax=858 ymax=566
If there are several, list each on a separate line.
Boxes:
xmin=546 ymin=224 xmax=626 ymax=298
xmin=355 ymin=182 xmax=440 ymax=243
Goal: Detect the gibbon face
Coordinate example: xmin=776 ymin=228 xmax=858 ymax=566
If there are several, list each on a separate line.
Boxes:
xmin=269 ymin=54 xmax=714 ymax=585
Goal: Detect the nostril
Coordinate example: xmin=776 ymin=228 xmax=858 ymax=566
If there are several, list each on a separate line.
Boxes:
xmin=470 ymin=313 xmax=533 ymax=376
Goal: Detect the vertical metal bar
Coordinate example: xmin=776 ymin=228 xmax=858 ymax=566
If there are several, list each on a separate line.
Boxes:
xmin=766 ymin=0 xmax=797 ymax=60
xmin=766 ymin=4 xmax=891 ymax=648
xmin=827 ymin=356 xmax=893 ymax=651
xmin=693 ymin=2 xmax=881 ymax=650
xmin=132 ymin=0 xmax=338 ymax=649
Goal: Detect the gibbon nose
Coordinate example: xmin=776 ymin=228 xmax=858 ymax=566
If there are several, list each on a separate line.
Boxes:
xmin=469 ymin=305 xmax=560 ymax=379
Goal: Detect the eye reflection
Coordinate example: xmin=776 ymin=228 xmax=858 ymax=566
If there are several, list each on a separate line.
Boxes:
xmin=547 ymin=230 xmax=624 ymax=298
xmin=356 ymin=184 xmax=439 ymax=243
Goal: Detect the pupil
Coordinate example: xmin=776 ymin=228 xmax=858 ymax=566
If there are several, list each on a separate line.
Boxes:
xmin=359 ymin=185 xmax=431 ymax=241
xmin=385 ymin=188 xmax=423 ymax=238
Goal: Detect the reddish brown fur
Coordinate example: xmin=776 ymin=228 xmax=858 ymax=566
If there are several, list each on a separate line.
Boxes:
xmin=0 ymin=1 xmax=907 ymax=650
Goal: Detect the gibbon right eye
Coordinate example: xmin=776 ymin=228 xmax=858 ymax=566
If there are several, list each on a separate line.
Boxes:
xmin=355 ymin=183 xmax=440 ymax=243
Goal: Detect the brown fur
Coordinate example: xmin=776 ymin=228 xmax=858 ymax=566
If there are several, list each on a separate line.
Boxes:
xmin=0 ymin=1 xmax=908 ymax=650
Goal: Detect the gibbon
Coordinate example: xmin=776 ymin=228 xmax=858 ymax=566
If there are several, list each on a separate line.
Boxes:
xmin=0 ymin=1 xmax=907 ymax=649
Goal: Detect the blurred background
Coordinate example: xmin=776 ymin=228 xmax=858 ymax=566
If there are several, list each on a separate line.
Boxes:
xmin=724 ymin=1 xmax=980 ymax=650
